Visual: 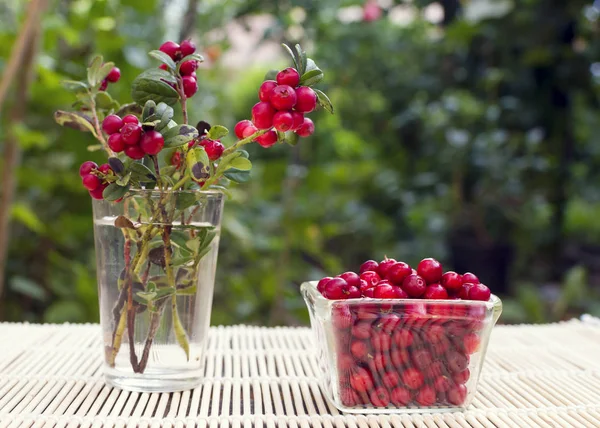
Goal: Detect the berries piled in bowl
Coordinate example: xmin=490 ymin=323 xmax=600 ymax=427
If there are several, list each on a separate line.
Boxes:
xmin=301 ymin=257 xmax=502 ymax=414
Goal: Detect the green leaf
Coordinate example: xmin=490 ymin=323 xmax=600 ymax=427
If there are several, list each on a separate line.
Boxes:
xmin=314 ymin=88 xmax=334 ymax=114
xmin=176 ymin=193 xmax=198 ymax=211
xmin=154 ymin=287 xmax=176 ymax=300
xmin=95 ymin=62 xmax=115 ymax=85
xmin=103 ymin=183 xmax=129 ymax=201
xmin=216 ymin=151 xmax=242 ymax=172
xmin=116 ymin=103 xmax=142 ymax=117
xmin=154 ymin=103 xmax=174 ymax=132
xmin=162 ymin=125 xmax=199 ymax=147
xmin=142 ymin=100 xmax=157 ymax=121
xmin=128 ymin=162 xmax=156 ymax=182
xmin=95 ymin=91 xmax=116 ymax=109
xmin=114 ymin=215 xmax=135 ymax=229
xmin=238 ymin=150 xmax=249 ymax=159
xmin=87 ymin=55 xmax=103 ymax=87
xmin=207 ymin=125 xmax=228 ymax=140
xmin=54 ymin=110 xmax=96 ymax=134
xmin=305 ymin=58 xmax=319 ymax=73
xmin=116 ymin=172 xmax=131 ymax=186
xmin=148 ymin=49 xmax=177 ymax=71
xmin=172 ymin=304 xmax=190 ymax=360
xmin=285 ymin=131 xmax=300 ymax=146
xmin=229 ymin=157 xmax=252 ymax=171
xmin=135 ymin=291 xmax=156 ymax=303
xmin=224 ymin=168 xmax=251 ymax=183
xmin=61 ymin=80 xmax=89 ymax=92
xmin=295 ymin=44 xmax=307 ymax=75
xmin=172 ymin=256 xmax=195 ymax=266
xmin=300 ymin=69 xmax=323 ymax=86
xmin=282 ymin=44 xmax=299 ymax=72
xmin=108 ymin=157 xmax=125 ymax=174
xmin=186 ymin=147 xmax=210 ymax=180
xmin=131 ymin=69 xmax=179 ymax=106
xmin=177 ymin=285 xmax=197 ymax=295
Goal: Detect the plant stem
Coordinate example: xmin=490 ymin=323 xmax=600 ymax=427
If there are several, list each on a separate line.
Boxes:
xmin=152 ymin=156 xmax=163 ymax=189
xmin=176 ymin=75 xmax=188 ymax=125
xmin=137 ymin=301 xmax=166 ymax=373
xmin=173 ymin=175 xmax=190 ymax=191
xmin=221 ymin=129 xmax=270 ymax=157
xmin=89 ymin=92 xmax=115 ymax=157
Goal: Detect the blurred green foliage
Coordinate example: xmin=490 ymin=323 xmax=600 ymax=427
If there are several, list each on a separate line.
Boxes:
xmin=1 ymin=0 xmax=600 ymax=325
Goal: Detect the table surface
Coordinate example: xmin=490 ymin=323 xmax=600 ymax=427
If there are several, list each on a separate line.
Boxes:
xmin=1 ymin=320 xmax=600 ymax=428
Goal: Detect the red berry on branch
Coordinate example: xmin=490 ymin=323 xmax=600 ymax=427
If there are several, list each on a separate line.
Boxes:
xmin=182 ymin=75 xmax=198 ymax=98
xmin=106 ymin=67 xmax=121 ymax=83
xmin=122 ymin=114 xmax=139 ymax=124
xmin=276 ymin=67 xmax=300 ymax=87
xmin=98 ymin=164 xmax=112 ymax=175
xmin=441 ymin=271 xmax=463 ymax=291
xmin=108 ymin=133 xmax=125 ymax=152
xmin=89 ymin=185 xmax=106 ymax=200
xmin=402 ymin=274 xmax=427 ymax=298
xmin=256 ymin=130 xmax=278 ymax=148
xmin=179 ymin=60 xmax=198 ymax=76
xmin=102 ymin=114 xmax=123 ymax=135
xmin=251 ymin=101 xmax=276 ymax=129
xmin=467 ymin=283 xmax=491 ymax=301
xmin=180 ymin=39 xmax=196 ymax=56
xmin=290 ymin=111 xmax=305 ymax=131
xmin=99 ymin=80 xmax=108 ymax=91
xmin=424 ymin=283 xmax=449 ymax=300
xmin=159 ymin=41 xmax=180 ymax=60
xmin=462 ymin=272 xmax=480 ymax=284
xmin=234 ymin=120 xmax=253 ymax=139
xmin=417 ymin=258 xmax=443 ymax=284
xmin=295 ymin=117 xmax=315 ymax=137
xmin=202 ymin=140 xmax=225 ymax=161
xmin=82 ymin=174 xmax=101 ymax=191
xmin=171 ymin=151 xmax=183 ymax=167
xmin=124 ymin=144 xmax=145 ymax=160
xmin=272 ymin=111 xmax=294 ymax=132
xmin=360 ymin=260 xmax=379 ymax=274
xmin=140 ymin=130 xmax=165 ymax=155
xmin=159 ymin=64 xmax=168 ymax=71
xmin=258 ymin=80 xmax=278 ymax=102
xmin=242 ymin=123 xmax=259 ymax=139
xmin=294 ymin=86 xmax=317 ymax=113
xmin=121 ymin=123 xmax=142 ymax=145
xmin=79 ymin=161 xmax=98 ymax=177
xmin=270 ymin=85 xmax=297 ymax=110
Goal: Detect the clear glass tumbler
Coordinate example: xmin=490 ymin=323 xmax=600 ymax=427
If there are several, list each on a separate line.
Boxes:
xmin=93 ymin=189 xmax=224 ymax=392
xmin=301 ymin=281 xmax=502 ymax=413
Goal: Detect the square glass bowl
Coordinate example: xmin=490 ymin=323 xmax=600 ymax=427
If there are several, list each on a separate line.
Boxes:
xmin=301 ymin=281 xmax=502 ymax=413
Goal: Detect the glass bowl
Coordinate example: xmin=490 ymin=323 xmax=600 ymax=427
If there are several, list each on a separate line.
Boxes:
xmin=301 ymin=281 xmax=502 ymax=413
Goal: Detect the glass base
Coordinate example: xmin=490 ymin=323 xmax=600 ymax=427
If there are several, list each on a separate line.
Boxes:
xmin=104 ymin=367 xmax=203 ymax=393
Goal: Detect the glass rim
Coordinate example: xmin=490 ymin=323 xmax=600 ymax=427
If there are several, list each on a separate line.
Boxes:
xmin=127 ymin=188 xmax=224 ymax=197
xmin=301 ymin=280 xmax=501 ymax=307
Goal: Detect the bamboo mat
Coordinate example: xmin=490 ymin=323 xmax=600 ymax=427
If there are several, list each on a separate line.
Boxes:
xmin=1 ymin=320 xmax=600 ymax=428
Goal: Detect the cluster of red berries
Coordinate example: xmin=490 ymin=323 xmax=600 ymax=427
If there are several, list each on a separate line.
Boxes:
xmin=158 ymin=39 xmax=199 ymax=98
xmin=331 ymin=301 xmax=481 ymax=408
xmin=234 ymin=67 xmax=318 ymax=148
xmin=99 ymin=67 xmax=121 ymax=91
xmin=318 ymin=258 xmax=491 ymax=302
xmin=102 ymin=114 xmax=164 ymax=159
xmin=79 ymin=161 xmax=114 ymax=200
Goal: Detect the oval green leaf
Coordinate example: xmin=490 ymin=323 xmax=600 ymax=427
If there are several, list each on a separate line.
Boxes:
xmin=131 ymin=69 xmax=180 ymax=106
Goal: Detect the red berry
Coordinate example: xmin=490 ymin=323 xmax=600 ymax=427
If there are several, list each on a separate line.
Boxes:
xmin=122 ymin=114 xmax=139 ymax=124
xmin=350 ymin=368 xmax=374 ymax=393
xmin=251 ymin=101 xmax=276 ymax=129
xmin=393 ymin=329 xmax=414 ymax=348
xmin=402 ymin=274 xmax=427 ymax=298
xmin=256 ymin=130 xmax=278 ymax=148
xmin=322 ymin=277 xmax=348 ymax=300
xmin=415 ymin=385 xmax=437 ymax=406
xmin=360 ymin=271 xmax=381 ymax=288
xmin=433 ymin=376 xmax=452 ymax=393
xmin=124 ymin=144 xmax=145 ymax=160
xmin=340 ymin=272 xmax=360 ymax=288
xmin=82 ymin=174 xmax=100 ymax=191
xmin=171 ymin=152 xmax=183 ymax=167
xmin=441 ymin=271 xmax=463 ymax=291
xmin=424 ymin=283 xmax=449 ymax=300
xmin=371 ymin=331 xmax=391 ymax=352
xmin=369 ymin=387 xmax=390 ymax=407
xmin=102 ymin=115 xmax=123 ymax=135
xmin=350 ymin=340 xmax=369 ymax=360
xmin=462 ymin=333 xmax=481 ymax=354
xmin=106 ymin=67 xmax=121 ymax=83
xmin=458 ymin=283 xmax=474 ymax=299
xmin=355 ymin=304 xmax=379 ymax=320
xmin=447 ymin=384 xmax=467 ymax=405
xmin=360 ymin=260 xmax=379 ymax=274
xmin=378 ymin=313 xmax=401 ymax=333
xmin=426 ymin=361 xmax=447 ymax=379
xmin=332 ymin=304 xmax=353 ymax=330
xmin=351 ymin=321 xmax=372 ymax=340
xmin=108 ymin=133 xmax=125 ymax=152
xmin=159 ymin=64 xmax=168 ymax=70
xmin=180 ymin=60 xmax=198 ymax=76
xmin=140 ymin=130 xmax=165 ymax=155
xmin=452 ymin=369 xmax=470 ymax=385
xmin=377 ymin=258 xmax=397 ymax=277
xmin=362 ymin=287 xmax=375 ymax=298
xmin=89 ymin=185 xmax=106 ymax=200
xmin=390 ymin=387 xmax=411 ymax=406
xmin=446 ymin=351 xmax=469 ymax=373
xmin=234 ymin=120 xmax=253 ymax=139
xmin=79 ymin=161 xmax=98 ymax=177
xmin=382 ymin=371 xmax=400 ymax=389
xmin=272 ymin=111 xmax=294 ymax=132
xmin=159 ymin=41 xmax=180 ymax=59
xmin=424 ymin=324 xmax=446 ymax=344
xmin=98 ymin=164 xmax=111 ymax=175
xmin=290 ymin=111 xmax=304 ymax=131
xmin=202 ymin=140 xmax=225 ymax=161
xmin=401 ymin=368 xmax=424 ymax=390
xmin=242 ymin=123 xmax=258 ymax=139
xmin=337 ymin=353 xmax=355 ymax=371
xmin=99 ymin=80 xmax=108 ymax=91
xmin=468 ymin=283 xmax=491 ymax=301
xmin=411 ymin=348 xmax=433 ymax=371
xmin=121 ymin=123 xmax=142 ymax=145
xmin=359 ymin=279 xmax=372 ymax=295
xmin=346 ymin=286 xmax=361 ymax=299
xmin=295 ymin=117 xmax=314 ymax=137
xmin=276 ymin=67 xmax=300 ymax=87
xmin=294 ymin=86 xmax=317 ymax=113
xmin=180 ymin=39 xmax=196 ymax=56
xmin=386 ymin=262 xmax=412 ymax=285
xmin=270 ymin=85 xmax=297 ymax=110
xmin=340 ymin=388 xmax=360 ymax=407
xmin=258 ymin=80 xmax=278 ymax=102
xmin=368 ymin=353 xmax=387 ymax=374
xmin=317 ymin=277 xmax=332 ymax=293
xmin=462 ymin=272 xmax=480 ymax=284
xmin=182 ymin=75 xmax=198 ymax=98
xmin=373 ymin=283 xmax=400 ymax=299
xmin=417 ymin=258 xmax=443 ymax=284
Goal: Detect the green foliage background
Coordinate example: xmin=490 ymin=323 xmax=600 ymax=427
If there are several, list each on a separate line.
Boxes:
xmin=1 ymin=0 xmax=600 ymax=325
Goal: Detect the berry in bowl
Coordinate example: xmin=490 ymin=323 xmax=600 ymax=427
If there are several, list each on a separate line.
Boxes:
xmin=301 ymin=257 xmax=502 ymax=413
